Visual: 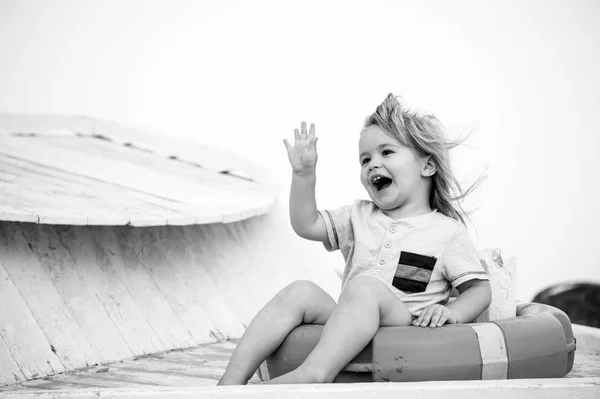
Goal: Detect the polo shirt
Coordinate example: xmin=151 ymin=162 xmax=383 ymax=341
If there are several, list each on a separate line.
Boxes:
xmin=318 ymin=199 xmax=488 ymax=317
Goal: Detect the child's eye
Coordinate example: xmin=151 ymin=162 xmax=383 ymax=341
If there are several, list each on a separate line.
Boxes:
xmin=382 ymin=149 xmax=393 ymax=156
xmin=360 ymin=157 xmax=370 ymax=166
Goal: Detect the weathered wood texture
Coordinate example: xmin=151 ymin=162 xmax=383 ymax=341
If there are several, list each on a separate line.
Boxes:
xmin=0 ymin=114 xmax=267 ymax=182
xmin=0 ymin=213 xmax=342 ymax=387
xmin=0 ymin=114 xmax=277 ymax=226
xmin=1 ymin=378 xmax=599 ymax=399
xmin=0 ymin=113 xmax=339 ymax=386
xmin=1 ymin=325 xmax=598 ymax=393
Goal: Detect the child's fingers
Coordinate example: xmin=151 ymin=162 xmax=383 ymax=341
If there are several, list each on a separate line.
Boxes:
xmin=294 ymin=128 xmax=300 ymax=143
xmin=428 ymin=307 xmax=444 ymax=327
xmin=436 ymin=313 xmax=449 ymax=327
xmin=283 ymin=138 xmax=292 ymax=151
xmin=309 ymin=123 xmax=316 ymax=138
xmin=301 ymin=121 xmax=307 ymax=140
xmin=430 ymin=308 xmax=449 ymax=327
xmin=413 ymin=309 xmax=427 ymax=326
xmin=309 ymin=136 xmax=318 ymax=151
xmin=418 ymin=309 xmax=433 ymax=327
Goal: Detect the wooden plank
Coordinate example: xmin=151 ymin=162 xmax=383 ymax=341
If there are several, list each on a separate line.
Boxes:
xmin=102 ymin=226 xmax=195 ymax=349
xmin=1 ymin=378 xmax=600 ymax=399
xmin=181 ymin=225 xmax=259 ymax=327
xmin=0 ymin=113 xmax=271 ymax=182
xmin=46 ymin=136 xmax=275 ymax=208
xmin=37 ymin=209 xmax=89 ymax=225
xmin=125 ymin=227 xmax=222 ymax=343
xmin=0 ymin=259 xmax=64 ymax=381
xmin=568 ymin=349 xmax=600 ymax=378
xmin=0 ymin=153 xmax=202 ymax=226
xmin=56 ymin=225 xmax=167 ymax=356
xmin=90 ymin=139 xmax=280 ymax=203
xmin=0 ymin=137 xmax=276 ymax=225
xmin=44 ymin=135 xmax=273 ymax=204
xmin=0 ymin=335 xmax=24 ymax=387
xmin=230 ymin=214 xmax=313 ymax=306
xmin=0 ymin=224 xmax=98 ymax=372
xmin=0 ymin=153 xmax=188 ymax=220
xmin=2 ymin=156 xmax=152 ymax=225
xmin=34 ymin=136 xmax=269 ymax=204
xmin=48 ymin=360 xmax=219 ymax=388
xmin=0 ymin=270 xmax=26 ymax=387
xmin=4 ymin=340 xmax=249 ymax=391
xmin=16 ymin=224 xmax=134 ymax=363
xmin=2 ymin=328 xmax=599 ymax=393
xmin=92 ymin=119 xmax=260 ymax=179
xmin=573 ymin=324 xmax=600 ymax=352
xmin=0 ymin=155 xmax=180 ymax=226
xmin=221 ymin=214 xmax=301 ymax=301
xmin=154 ymin=227 xmax=245 ymax=339
xmin=0 ymin=205 xmax=38 ymax=223
xmin=209 ymin=221 xmax=282 ymax=307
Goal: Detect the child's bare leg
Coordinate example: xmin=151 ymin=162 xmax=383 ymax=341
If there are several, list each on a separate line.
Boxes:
xmin=217 ymin=280 xmax=336 ymax=385
xmin=266 ymin=276 xmax=412 ymax=384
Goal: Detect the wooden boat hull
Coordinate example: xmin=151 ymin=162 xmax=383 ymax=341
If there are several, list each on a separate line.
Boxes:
xmin=260 ymin=302 xmax=575 ymax=382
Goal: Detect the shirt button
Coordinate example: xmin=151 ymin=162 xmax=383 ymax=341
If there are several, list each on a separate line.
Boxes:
xmin=379 ymin=258 xmax=386 ymax=265
xmin=384 ymin=242 xmax=392 ymax=248
xmin=390 ymin=226 xmax=397 ymax=233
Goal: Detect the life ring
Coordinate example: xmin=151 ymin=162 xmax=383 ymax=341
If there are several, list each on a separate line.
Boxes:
xmin=259 ymin=302 xmax=575 ymax=382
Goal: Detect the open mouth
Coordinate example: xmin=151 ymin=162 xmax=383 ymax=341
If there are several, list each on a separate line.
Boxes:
xmin=371 ymin=175 xmax=392 ymax=192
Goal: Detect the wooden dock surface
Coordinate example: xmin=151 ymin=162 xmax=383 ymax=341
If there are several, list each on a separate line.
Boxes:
xmin=0 ymin=324 xmax=598 ymax=395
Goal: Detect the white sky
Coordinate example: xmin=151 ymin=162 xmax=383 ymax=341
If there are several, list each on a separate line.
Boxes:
xmin=1 ymin=0 xmax=599 ymax=300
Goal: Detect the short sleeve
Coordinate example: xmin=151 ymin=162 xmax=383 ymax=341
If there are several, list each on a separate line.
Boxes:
xmin=441 ymin=227 xmax=489 ymax=288
xmin=318 ymin=203 xmax=354 ymax=252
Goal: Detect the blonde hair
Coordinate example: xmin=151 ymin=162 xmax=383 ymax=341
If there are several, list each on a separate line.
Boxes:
xmin=364 ymin=93 xmax=483 ymax=225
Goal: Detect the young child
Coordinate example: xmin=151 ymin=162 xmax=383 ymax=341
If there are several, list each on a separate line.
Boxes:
xmin=217 ymin=94 xmax=491 ymax=385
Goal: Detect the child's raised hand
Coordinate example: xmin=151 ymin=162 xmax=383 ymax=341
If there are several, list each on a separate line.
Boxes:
xmin=412 ymin=304 xmax=458 ymax=328
xmin=283 ymin=121 xmax=318 ymax=175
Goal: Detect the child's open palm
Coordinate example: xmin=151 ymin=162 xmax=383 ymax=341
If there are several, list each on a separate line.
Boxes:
xmin=283 ymin=121 xmax=318 ymax=175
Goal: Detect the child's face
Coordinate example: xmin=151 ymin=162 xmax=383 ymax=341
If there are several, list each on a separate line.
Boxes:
xmin=359 ymin=125 xmax=430 ymax=217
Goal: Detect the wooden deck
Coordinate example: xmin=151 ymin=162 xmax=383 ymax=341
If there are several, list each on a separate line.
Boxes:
xmin=0 ymin=214 xmax=342 ymax=386
xmin=0 ymin=324 xmax=598 ymax=397
xmin=0 ymin=113 xmax=277 ymax=226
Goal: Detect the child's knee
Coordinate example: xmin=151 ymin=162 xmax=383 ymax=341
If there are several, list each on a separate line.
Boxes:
xmin=272 ymin=280 xmax=335 ymax=324
xmin=277 ymin=280 xmax=323 ymax=303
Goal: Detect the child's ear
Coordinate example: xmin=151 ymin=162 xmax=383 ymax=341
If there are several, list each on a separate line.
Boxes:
xmin=422 ymin=157 xmax=436 ymax=177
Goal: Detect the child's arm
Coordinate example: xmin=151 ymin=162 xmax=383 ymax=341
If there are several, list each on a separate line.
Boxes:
xmin=283 ymin=122 xmax=327 ymax=242
xmin=413 ymin=279 xmax=491 ymax=327
xmin=446 ymin=279 xmax=492 ymax=322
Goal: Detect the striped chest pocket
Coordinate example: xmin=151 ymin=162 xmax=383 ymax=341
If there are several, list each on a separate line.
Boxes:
xmin=392 ymin=251 xmax=437 ymax=293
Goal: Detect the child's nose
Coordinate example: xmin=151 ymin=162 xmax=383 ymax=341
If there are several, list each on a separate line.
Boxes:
xmin=369 ymin=159 xmax=382 ymax=170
